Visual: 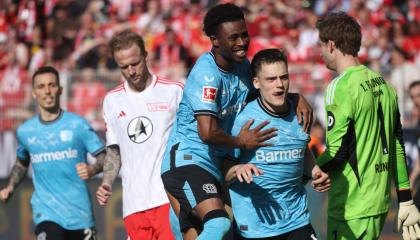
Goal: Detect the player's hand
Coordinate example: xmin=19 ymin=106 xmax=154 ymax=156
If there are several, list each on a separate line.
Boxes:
xmin=237 ymin=119 xmax=277 ymax=150
xmin=235 ymin=164 xmax=263 ymax=184
xmin=0 ymin=185 xmax=14 ymax=203
xmin=96 ymin=184 xmax=112 ymax=205
xmin=76 ymin=163 xmax=95 ymax=180
xmin=311 ymin=166 xmax=330 ymax=192
xmin=295 ymin=94 xmax=313 ymax=132
xmin=394 ymin=200 xmax=420 ymax=240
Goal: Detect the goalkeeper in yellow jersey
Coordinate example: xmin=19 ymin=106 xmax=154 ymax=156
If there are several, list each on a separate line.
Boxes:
xmin=315 ymin=11 xmax=420 ymax=240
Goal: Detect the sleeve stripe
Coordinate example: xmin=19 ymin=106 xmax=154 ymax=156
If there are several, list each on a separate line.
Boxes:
xmin=194 ymin=110 xmax=218 ymax=117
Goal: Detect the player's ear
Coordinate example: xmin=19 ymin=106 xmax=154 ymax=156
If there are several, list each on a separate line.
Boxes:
xmin=253 ymin=77 xmax=260 ymax=89
xmin=328 ymin=40 xmax=335 ymax=53
xmin=210 ymin=35 xmax=219 ymax=48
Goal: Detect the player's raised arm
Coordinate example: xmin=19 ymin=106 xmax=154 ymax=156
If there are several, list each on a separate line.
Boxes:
xmin=0 ymin=157 xmax=29 ymax=203
xmin=196 ymin=115 xmax=277 ymax=150
xmin=96 ymin=145 xmax=121 ymax=205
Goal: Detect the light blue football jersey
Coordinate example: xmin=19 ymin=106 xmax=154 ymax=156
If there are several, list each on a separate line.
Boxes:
xmin=161 ymin=52 xmax=253 ymax=181
xmin=16 ymin=111 xmax=105 ymax=229
xmin=229 ymin=98 xmax=311 ymax=238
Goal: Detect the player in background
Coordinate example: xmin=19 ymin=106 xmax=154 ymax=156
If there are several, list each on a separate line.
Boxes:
xmin=95 ymin=31 xmax=183 ymax=240
xmin=161 ymin=3 xmax=313 ymax=240
xmin=315 ymin=12 xmax=420 ymax=240
xmin=0 ymin=66 xmax=105 ymax=240
xmin=224 ymin=48 xmax=330 ymax=240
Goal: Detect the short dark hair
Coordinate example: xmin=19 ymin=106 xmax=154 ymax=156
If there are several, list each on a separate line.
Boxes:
xmin=109 ymin=31 xmax=147 ymax=57
xmin=316 ymin=11 xmax=361 ymax=57
xmin=32 ymin=66 xmax=60 ymax=86
xmin=409 ymin=80 xmax=420 ymax=91
xmin=251 ymin=48 xmax=288 ymax=77
xmin=203 ymin=3 xmax=245 ymax=36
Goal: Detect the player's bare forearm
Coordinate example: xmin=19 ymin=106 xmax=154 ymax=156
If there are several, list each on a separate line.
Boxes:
xmin=289 ymin=93 xmax=313 ymax=132
xmin=90 ymin=150 xmax=106 ymax=175
xmin=197 ymin=115 xmax=276 ymax=150
xmin=102 ymin=145 xmax=121 ymax=187
xmin=8 ymin=158 xmax=28 ymax=189
xmin=303 ymin=148 xmax=316 ymax=177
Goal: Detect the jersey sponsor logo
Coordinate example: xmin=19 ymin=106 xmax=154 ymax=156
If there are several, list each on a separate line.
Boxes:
xmin=202 ymin=183 xmax=218 ymax=194
xmin=59 ymin=130 xmax=73 ymax=142
xmin=255 ymin=148 xmax=305 ymax=162
xmin=147 ymin=102 xmax=169 ymax=112
xmin=127 ymin=116 xmax=153 ymax=143
xmin=204 ymin=75 xmax=214 ymax=82
xmin=327 ymin=111 xmax=335 ymax=131
xmin=30 ymin=147 xmax=79 ymax=163
xmin=202 ymin=87 xmax=217 ymax=103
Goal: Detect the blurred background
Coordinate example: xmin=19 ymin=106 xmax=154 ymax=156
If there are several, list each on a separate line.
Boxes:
xmin=0 ymin=0 xmax=419 ymax=239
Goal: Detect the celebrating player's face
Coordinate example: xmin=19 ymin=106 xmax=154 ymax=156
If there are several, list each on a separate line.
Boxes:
xmin=214 ymin=20 xmax=250 ymax=63
xmin=114 ymin=44 xmax=148 ymax=91
xmin=253 ymin=62 xmax=289 ymax=113
xmin=32 ymin=73 xmax=62 ymax=111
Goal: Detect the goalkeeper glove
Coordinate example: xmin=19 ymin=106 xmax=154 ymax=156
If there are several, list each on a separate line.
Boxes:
xmin=394 ymin=200 xmax=420 ymax=240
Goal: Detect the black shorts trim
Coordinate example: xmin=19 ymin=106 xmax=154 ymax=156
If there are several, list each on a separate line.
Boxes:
xmin=35 ymin=221 xmax=97 ymax=240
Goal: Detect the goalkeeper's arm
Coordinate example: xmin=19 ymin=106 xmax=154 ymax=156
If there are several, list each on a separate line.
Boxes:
xmin=393 ymin=108 xmax=420 ymax=240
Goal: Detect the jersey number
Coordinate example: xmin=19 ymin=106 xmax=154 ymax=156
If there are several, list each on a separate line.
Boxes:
xmin=377 ymin=102 xmax=389 ymax=154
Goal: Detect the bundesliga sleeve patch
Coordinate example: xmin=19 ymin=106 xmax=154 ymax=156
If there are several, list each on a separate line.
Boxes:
xmin=202 ymin=87 xmax=217 ymax=103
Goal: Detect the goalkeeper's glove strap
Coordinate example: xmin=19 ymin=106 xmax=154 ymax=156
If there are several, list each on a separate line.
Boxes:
xmin=397 ymin=189 xmax=413 ymax=203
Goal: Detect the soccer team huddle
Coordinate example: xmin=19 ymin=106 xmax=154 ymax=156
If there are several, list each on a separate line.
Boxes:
xmin=1 ymin=3 xmax=420 ymax=240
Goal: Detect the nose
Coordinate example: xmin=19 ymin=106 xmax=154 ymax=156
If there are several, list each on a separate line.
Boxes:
xmin=128 ymin=65 xmax=136 ymax=76
xmin=276 ymin=78 xmax=284 ymax=88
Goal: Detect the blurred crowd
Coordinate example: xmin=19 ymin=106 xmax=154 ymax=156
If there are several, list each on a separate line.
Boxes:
xmin=0 ymin=0 xmax=419 ymax=134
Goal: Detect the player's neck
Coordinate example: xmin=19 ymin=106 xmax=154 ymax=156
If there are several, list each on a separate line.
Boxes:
xmin=39 ymin=107 xmax=62 ymax=122
xmin=128 ymin=73 xmax=153 ymax=92
xmin=211 ymin=49 xmax=233 ymax=71
xmin=336 ymin=55 xmax=360 ymax=74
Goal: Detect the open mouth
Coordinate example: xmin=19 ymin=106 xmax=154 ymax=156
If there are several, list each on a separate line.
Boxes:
xmin=273 ymin=91 xmax=285 ymax=98
xmin=234 ymin=49 xmax=246 ymax=58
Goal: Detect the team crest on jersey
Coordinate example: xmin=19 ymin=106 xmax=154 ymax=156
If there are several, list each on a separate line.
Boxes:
xmin=60 ymin=130 xmax=73 ymax=142
xmin=127 ymin=116 xmax=153 ymax=143
xmin=202 ymin=87 xmax=217 ymax=103
xmin=327 ymin=111 xmax=335 ymax=131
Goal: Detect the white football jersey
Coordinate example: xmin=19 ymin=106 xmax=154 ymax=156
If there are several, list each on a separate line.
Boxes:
xmin=103 ymin=75 xmax=183 ymax=217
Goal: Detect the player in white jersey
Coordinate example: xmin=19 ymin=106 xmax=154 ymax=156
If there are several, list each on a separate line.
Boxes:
xmin=95 ymin=31 xmax=182 ymax=240
xmin=0 ymin=66 xmax=105 ymax=240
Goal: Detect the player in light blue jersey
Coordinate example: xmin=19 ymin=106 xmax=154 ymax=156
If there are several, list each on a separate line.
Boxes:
xmin=0 ymin=66 xmax=106 ymax=240
xmin=224 ymin=49 xmax=330 ymax=240
xmin=161 ymin=4 xmax=314 ymax=240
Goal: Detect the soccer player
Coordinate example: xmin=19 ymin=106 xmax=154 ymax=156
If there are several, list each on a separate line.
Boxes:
xmin=0 ymin=66 xmax=105 ymax=240
xmin=160 ymin=3 xmax=313 ymax=240
xmin=95 ymin=31 xmax=183 ymax=240
xmin=315 ymin=12 xmax=420 ymax=240
xmin=224 ymin=48 xmax=330 ymax=240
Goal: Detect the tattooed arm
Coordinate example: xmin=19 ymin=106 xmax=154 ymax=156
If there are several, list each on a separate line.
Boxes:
xmin=96 ymin=145 xmax=121 ymax=205
xmin=0 ymin=158 xmax=29 ymax=203
xmin=76 ymin=150 xmax=106 ymax=180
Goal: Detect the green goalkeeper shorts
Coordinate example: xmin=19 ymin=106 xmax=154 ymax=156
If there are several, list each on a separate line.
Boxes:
xmin=327 ymin=213 xmax=387 ymax=240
